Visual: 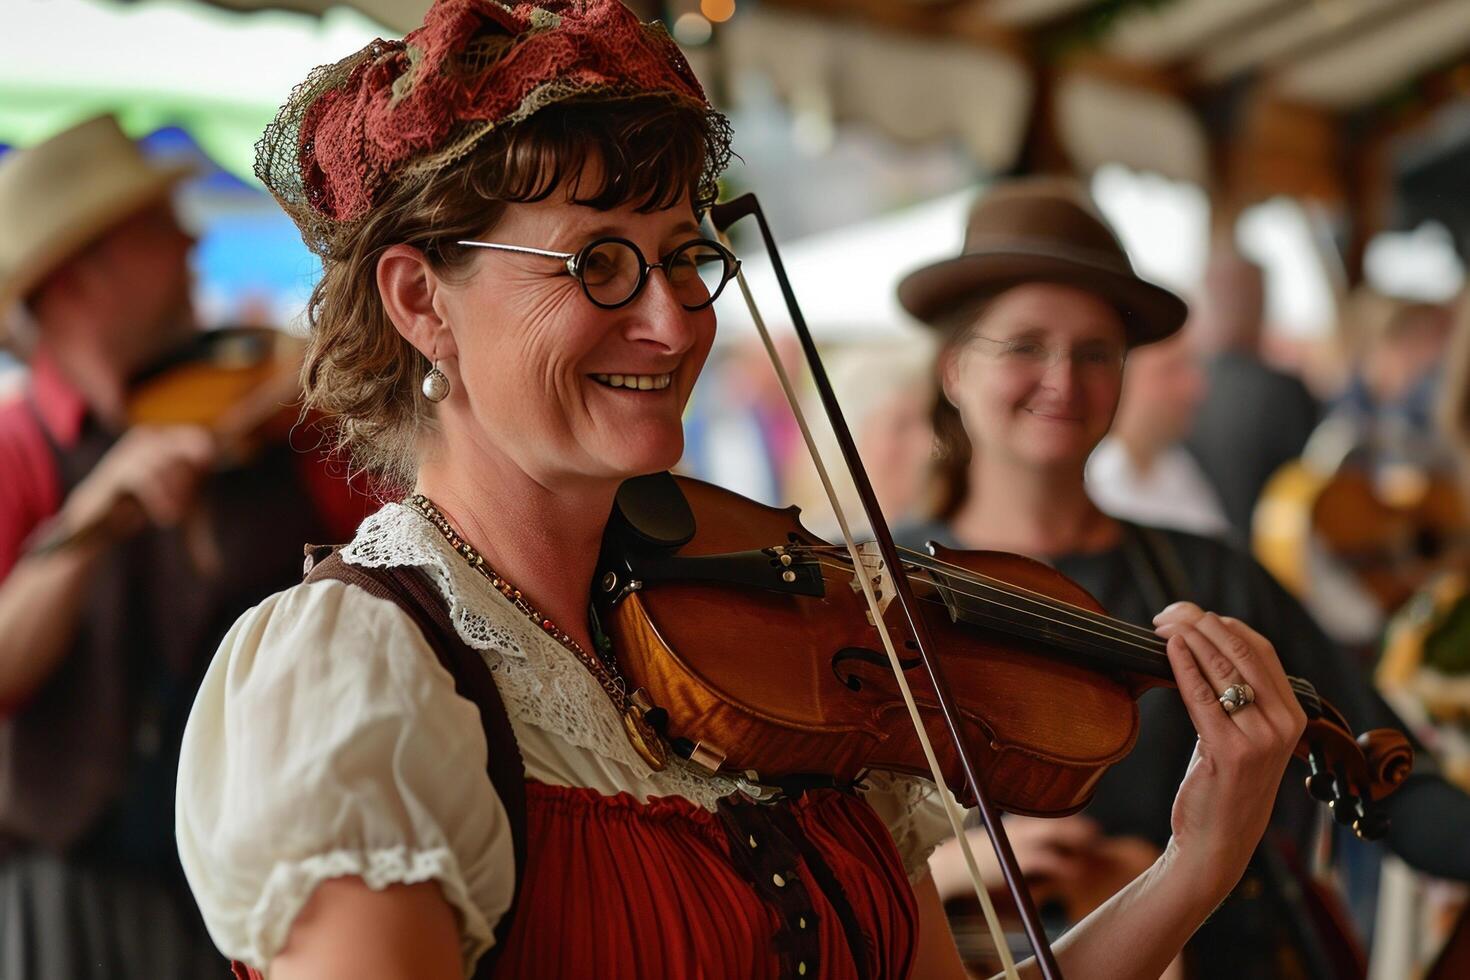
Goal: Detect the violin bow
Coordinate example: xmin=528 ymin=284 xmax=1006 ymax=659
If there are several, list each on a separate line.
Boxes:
xmin=708 ymin=194 xmax=1063 ymax=980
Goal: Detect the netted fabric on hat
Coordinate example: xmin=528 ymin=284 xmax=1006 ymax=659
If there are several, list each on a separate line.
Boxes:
xmin=257 ymin=0 xmax=730 ymax=259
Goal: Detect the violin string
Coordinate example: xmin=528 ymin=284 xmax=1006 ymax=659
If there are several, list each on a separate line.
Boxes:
xmin=798 ymin=540 xmax=1322 ymax=702
xmin=912 ymin=549 xmax=1167 ymax=641
xmin=800 ymin=556 xmax=1166 ymax=658
xmin=806 ymin=542 xmax=1168 ymax=645
xmin=791 ymin=543 xmax=1156 ymax=638
xmin=798 ymin=554 xmax=1318 ymax=705
xmin=875 ymin=550 xmax=1319 ymax=702
xmin=793 ymin=545 xmax=1166 ymax=649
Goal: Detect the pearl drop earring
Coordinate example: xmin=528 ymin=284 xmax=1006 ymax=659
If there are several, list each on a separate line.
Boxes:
xmin=422 ymin=359 xmax=451 ymax=402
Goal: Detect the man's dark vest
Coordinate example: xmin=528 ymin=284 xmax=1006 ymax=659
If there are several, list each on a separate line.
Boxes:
xmin=0 ymin=405 xmax=339 ymax=864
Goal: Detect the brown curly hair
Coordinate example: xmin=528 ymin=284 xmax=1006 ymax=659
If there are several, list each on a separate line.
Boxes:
xmin=927 ymin=298 xmax=993 ymax=522
xmin=299 ymin=97 xmax=728 ymax=490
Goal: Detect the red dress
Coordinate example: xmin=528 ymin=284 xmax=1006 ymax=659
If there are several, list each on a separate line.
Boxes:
xmin=493 ymin=783 xmax=918 ymax=978
xmin=236 ymin=782 xmax=918 ymax=979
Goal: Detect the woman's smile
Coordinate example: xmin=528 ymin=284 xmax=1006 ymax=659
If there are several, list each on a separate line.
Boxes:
xmin=1022 ymin=406 xmax=1085 ymax=423
xmin=589 ymin=372 xmax=674 ymax=391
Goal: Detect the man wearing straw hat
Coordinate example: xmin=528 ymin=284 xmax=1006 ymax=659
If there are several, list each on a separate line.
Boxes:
xmin=0 ymin=115 xmax=369 ymax=978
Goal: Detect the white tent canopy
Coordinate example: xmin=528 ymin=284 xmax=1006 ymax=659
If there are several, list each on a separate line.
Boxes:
xmin=0 ymin=0 xmax=390 ymax=178
xmin=711 ymin=191 xmax=971 ymax=345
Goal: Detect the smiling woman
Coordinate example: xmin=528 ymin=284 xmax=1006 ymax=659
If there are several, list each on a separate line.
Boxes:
xmin=173 ymin=4 xmax=1311 ymax=980
xmin=177 ymin=3 xmax=961 ymax=977
xmin=292 ymin=96 xmax=729 ymax=488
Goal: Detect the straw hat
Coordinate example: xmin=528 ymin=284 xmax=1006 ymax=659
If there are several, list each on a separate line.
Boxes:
xmin=0 ymin=115 xmax=194 ymax=313
xmin=897 ymin=177 xmax=1187 ymax=346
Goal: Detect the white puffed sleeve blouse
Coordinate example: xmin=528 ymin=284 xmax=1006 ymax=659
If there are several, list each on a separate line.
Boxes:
xmin=174 ymin=577 xmax=514 ymax=974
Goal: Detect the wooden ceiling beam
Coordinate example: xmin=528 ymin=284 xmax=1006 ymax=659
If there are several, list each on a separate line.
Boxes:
xmin=1196 ymin=0 xmax=1402 ymax=85
xmin=759 ymin=0 xmax=1029 ymax=55
xmin=1261 ymin=0 xmax=1451 ymax=80
xmin=1153 ymin=0 xmax=1304 ymax=73
xmin=1221 ymin=92 xmax=1345 ymax=209
xmin=1054 ymin=50 xmax=1188 ymax=96
xmin=982 ymin=0 xmax=1096 ymax=31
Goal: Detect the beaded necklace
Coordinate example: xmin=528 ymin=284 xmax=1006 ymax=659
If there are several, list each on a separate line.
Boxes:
xmin=408 ymin=493 xmax=668 ymax=771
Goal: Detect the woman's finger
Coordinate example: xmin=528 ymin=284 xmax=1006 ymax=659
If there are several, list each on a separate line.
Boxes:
xmin=1152 ymin=601 xmax=1204 ymax=629
xmin=1173 ymin=622 xmax=1272 ymax=736
xmin=1215 ymin=615 xmax=1298 ymax=707
xmin=1164 ymin=633 xmax=1237 ymax=745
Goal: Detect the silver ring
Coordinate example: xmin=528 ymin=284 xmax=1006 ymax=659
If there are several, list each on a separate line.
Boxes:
xmin=1218 ymin=683 xmax=1255 ymax=714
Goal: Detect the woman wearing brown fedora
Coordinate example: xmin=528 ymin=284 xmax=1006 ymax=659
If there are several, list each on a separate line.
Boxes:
xmin=174 ymin=4 xmax=1310 ymax=978
xmin=901 ymin=178 xmax=1470 ymax=977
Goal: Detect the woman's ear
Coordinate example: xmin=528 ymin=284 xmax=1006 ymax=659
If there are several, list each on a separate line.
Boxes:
xmin=377 ymin=244 xmax=457 ymax=360
xmin=937 ymin=345 xmax=964 ymax=407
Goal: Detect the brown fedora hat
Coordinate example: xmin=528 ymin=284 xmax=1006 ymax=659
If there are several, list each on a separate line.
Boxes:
xmin=897 ymin=177 xmax=1187 ymax=346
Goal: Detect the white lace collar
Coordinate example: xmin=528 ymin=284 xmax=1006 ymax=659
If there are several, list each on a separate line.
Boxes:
xmin=340 ymin=502 xmax=739 ymax=808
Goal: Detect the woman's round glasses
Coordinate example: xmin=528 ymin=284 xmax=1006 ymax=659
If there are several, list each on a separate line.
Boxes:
xmin=455 ymin=236 xmax=740 ymax=311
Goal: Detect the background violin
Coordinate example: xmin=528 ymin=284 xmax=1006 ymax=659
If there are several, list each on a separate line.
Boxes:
xmin=27 ymin=326 xmax=308 ymax=559
xmin=596 ymin=472 xmax=1413 ymax=837
xmin=1255 ymin=456 xmax=1468 ymax=616
xmin=124 ymin=325 xmax=304 ymax=451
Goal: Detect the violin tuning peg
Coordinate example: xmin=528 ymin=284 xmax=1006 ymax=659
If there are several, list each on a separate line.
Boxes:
xmin=1305 ymin=753 xmax=1336 ymax=803
xmin=1329 ymin=792 xmax=1360 ymax=827
xmin=1352 ymin=800 xmax=1391 ymax=841
xmin=1306 ymin=771 xmax=1336 ymax=803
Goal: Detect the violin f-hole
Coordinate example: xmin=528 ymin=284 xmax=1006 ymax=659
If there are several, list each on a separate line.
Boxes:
xmin=831 ymin=646 xmax=921 ymax=691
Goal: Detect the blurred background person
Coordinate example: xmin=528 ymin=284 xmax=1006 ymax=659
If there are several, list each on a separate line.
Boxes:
xmin=1185 ymin=244 xmax=1320 ymax=544
xmin=896 ymin=178 xmax=1470 ymax=980
xmin=1330 ymin=289 xmax=1456 ymax=468
xmin=681 ymin=335 xmax=802 ymax=504
xmin=1367 ymin=294 xmax=1470 ymax=976
xmin=0 ymin=115 xmax=371 ymax=980
xmin=1085 ymin=328 xmax=1228 ymax=537
xmin=783 ymin=339 xmax=936 ymax=538
xmin=1257 ymin=290 xmax=1464 ymax=650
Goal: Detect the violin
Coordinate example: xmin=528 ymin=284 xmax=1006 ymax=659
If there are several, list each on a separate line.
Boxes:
xmin=123 ymin=325 xmax=306 ymax=452
xmin=596 ymin=472 xmax=1412 ymax=835
xmin=28 ymin=326 xmax=308 ymax=557
xmin=1255 ymin=442 xmax=1469 ymax=617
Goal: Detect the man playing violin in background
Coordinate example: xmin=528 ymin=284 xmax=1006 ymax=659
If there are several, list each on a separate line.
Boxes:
xmin=0 ymin=115 xmax=372 ymax=980
xmin=903 ymin=179 xmax=1470 ymax=979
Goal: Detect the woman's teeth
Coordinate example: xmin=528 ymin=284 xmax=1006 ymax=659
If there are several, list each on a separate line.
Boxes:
xmin=592 ymin=373 xmax=672 ymax=391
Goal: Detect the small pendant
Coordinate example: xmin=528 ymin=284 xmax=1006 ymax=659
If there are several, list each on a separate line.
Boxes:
xmin=623 ymin=705 xmax=668 ymax=772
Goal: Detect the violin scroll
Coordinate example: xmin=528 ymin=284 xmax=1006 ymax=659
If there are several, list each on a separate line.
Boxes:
xmin=1360 ymin=728 xmax=1414 ymax=796
xmin=1300 ymin=709 xmax=1412 ymax=841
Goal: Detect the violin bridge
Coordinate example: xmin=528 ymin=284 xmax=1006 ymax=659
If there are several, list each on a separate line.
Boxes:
xmin=853 ymin=542 xmax=894 ymax=622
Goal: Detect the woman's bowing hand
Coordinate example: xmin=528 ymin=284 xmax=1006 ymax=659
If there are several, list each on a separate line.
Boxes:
xmin=1152 ymin=601 xmax=1307 ymax=894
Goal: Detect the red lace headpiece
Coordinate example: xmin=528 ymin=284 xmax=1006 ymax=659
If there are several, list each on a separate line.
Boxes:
xmin=257 ymin=0 xmax=726 ymax=257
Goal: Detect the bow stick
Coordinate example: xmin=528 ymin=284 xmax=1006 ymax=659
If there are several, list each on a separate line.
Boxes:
xmin=708 ymin=194 xmax=1063 ymax=980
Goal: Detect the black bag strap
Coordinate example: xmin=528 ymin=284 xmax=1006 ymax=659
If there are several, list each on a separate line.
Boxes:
xmin=1120 ymin=523 xmax=1194 ymax=610
xmin=302 ymin=545 xmax=526 ymax=977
